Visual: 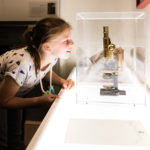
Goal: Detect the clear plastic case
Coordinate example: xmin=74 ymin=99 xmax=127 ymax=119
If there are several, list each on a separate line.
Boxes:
xmin=76 ymin=12 xmax=146 ymax=106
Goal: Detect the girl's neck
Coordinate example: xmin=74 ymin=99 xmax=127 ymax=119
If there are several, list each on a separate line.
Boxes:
xmin=39 ymin=51 xmax=55 ymax=71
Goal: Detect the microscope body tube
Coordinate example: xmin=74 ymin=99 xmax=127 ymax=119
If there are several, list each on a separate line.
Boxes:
xmin=103 ymin=26 xmax=111 ymax=58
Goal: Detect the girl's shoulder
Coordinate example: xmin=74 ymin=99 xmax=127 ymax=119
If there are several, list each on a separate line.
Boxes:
xmin=9 ymin=48 xmax=33 ymax=64
xmin=1 ymin=47 xmax=28 ymax=59
xmin=0 ymin=47 xmax=34 ymax=70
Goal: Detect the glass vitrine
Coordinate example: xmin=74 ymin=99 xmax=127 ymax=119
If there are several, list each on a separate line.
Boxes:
xmin=76 ymin=12 xmax=146 ymax=106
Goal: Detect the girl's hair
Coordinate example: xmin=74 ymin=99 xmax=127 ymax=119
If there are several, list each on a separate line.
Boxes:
xmin=23 ymin=16 xmax=71 ymax=76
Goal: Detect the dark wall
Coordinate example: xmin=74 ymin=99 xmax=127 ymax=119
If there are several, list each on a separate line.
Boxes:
xmin=0 ymin=21 xmax=36 ymax=55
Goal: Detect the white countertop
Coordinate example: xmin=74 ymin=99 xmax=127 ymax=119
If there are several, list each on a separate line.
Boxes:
xmin=26 ymin=67 xmax=150 ymax=150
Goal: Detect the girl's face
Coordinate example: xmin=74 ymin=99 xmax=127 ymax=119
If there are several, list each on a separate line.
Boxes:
xmin=47 ymin=28 xmax=74 ymax=59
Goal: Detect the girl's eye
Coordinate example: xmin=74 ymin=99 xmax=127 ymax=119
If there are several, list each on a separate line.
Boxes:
xmin=64 ymin=39 xmax=69 ymax=44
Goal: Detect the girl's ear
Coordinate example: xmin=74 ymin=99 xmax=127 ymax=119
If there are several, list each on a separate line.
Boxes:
xmin=42 ymin=43 xmax=51 ymax=52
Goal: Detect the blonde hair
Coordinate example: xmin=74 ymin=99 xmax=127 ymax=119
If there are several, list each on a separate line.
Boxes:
xmin=24 ymin=17 xmax=71 ymax=76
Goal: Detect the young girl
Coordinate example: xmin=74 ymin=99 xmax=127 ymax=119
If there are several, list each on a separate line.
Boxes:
xmin=0 ymin=17 xmax=74 ymax=149
xmin=0 ymin=17 xmax=74 ymax=108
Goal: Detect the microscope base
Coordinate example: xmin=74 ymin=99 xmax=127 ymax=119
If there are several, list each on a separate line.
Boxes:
xmin=100 ymin=88 xmax=126 ymax=96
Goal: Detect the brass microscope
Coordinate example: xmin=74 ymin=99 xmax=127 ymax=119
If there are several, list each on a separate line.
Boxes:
xmin=100 ymin=26 xmax=126 ymax=96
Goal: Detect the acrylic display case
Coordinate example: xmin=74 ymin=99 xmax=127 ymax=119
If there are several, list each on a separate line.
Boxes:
xmin=76 ymin=12 xmax=146 ymax=106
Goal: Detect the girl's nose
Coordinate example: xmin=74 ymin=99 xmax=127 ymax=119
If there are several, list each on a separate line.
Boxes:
xmin=70 ymin=39 xmax=74 ymax=46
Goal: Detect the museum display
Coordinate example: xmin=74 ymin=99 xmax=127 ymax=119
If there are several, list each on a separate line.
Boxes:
xmin=76 ymin=12 xmax=146 ymax=106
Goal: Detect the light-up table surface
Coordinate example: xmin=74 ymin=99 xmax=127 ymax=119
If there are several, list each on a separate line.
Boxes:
xmin=26 ymin=68 xmax=150 ymax=150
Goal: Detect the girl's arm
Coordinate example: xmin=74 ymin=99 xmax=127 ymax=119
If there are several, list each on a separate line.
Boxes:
xmin=0 ymin=76 xmax=58 ymax=109
xmin=44 ymin=71 xmax=74 ymax=90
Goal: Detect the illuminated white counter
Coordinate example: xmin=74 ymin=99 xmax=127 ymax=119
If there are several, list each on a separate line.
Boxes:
xmin=26 ymin=68 xmax=150 ymax=150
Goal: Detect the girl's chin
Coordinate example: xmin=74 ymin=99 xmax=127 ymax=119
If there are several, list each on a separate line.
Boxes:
xmin=61 ymin=54 xmax=71 ymax=59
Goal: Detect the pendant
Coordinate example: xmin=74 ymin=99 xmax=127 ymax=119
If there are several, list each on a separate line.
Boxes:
xmin=43 ymin=86 xmax=55 ymax=95
xmin=49 ymin=85 xmax=55 ymax=94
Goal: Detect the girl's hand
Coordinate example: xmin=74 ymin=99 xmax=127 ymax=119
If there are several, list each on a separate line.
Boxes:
xmin=42 ymin=94 xmax=59 ymax=103
xmin=62 ymin=79 xmax=74 ymax=90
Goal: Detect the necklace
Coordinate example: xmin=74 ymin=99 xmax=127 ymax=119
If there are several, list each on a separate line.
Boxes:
xmin=39 ymin=65 xmax=55 ymax=95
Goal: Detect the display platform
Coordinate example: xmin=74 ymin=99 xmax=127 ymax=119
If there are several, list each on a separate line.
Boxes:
xmin=26 ymin=68 xmax=150 ymax=150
